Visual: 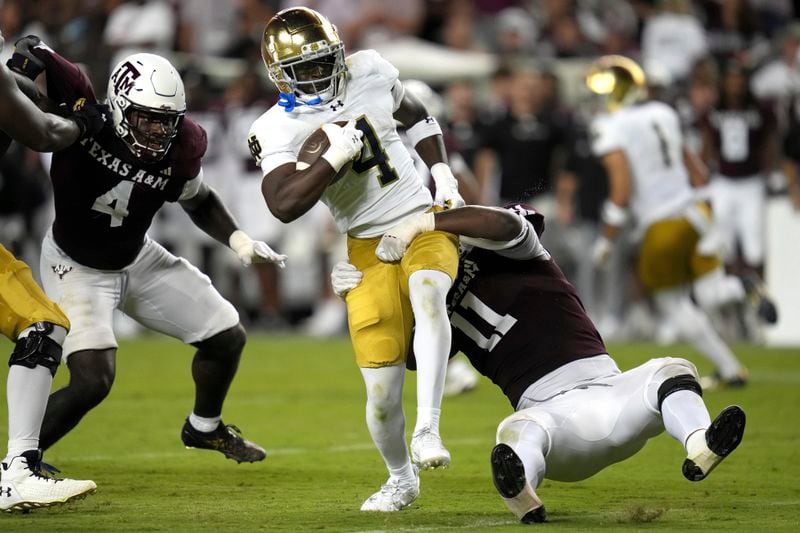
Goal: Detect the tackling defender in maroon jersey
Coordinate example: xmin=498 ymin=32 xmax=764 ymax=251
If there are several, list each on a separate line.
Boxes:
xmin=332 ymin=205 xmax=746 ymax=523
xmin=8 ymin=36 xmax=287 ymax=462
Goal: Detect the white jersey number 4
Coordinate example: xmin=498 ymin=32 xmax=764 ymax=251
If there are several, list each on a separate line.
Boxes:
xmin=451 ymin=291 xmax=518 ymax=352
xmin=91 ymin=181 xmax=133 ymax=227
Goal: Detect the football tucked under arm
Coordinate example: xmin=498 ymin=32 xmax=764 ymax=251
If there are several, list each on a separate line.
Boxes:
xmin=261 ymin=121 xmax=363 ymax=223
xmin=296 ymin=120 xmax=363 ymax=182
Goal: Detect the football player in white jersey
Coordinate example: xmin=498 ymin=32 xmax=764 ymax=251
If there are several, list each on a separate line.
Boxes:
xmin=586 ymin=56 xmax=749 ymax=387
xmin=248 ymin=7 xmax=463 ymax=512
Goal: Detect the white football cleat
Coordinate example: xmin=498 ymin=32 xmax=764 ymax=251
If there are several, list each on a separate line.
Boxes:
xmin=360 ymin=466 xmax=419 ymax=512
xmin=444 ymin=358 xmax=479 ymax=397
xmin=411 ymin=427 xmax=451 ymax=470
xmin=683 ymin=405 xmax=746 ymax=481
xmin=0 ymin=450 xmax=96 ymax=513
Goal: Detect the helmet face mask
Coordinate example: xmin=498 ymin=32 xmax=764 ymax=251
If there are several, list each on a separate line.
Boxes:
xmin=124 ymin=105 xmax=183 ymax=162
xmin=262 ymin=8 xmax=347 ymax=106
xmin=107 ymin=53 xmax=186 ymax=162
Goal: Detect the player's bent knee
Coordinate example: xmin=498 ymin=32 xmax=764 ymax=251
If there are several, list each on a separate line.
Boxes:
xmin=193 ymin=323 xmax=246 ymax=356
xmin=8 ymin=322 xmax=63 ymax=377
xmin=409 ymin=270 xmax=451 ymax=301
xmin=496 ymin=411 xmax=551 ymax=449
xmin=657 ymin=373 xmax=703 ymax=411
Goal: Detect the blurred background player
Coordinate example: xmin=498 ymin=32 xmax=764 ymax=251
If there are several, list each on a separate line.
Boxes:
xmin=250 ymin=7 xmax=463 ymax=511
xmin=8 ymin=37 xmax=286 ymax=460
xmin=335 ymin=203 xmax=745 ymax=525
xmin=699 ymin=60 xmax=779 ymax=337
xmin=0 ymin=29 xmax=100 ymax=512
xmin=586 ymin=55 xmax=755 ymax=388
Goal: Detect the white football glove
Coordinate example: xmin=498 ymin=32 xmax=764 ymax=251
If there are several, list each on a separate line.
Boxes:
xmin=591 ymin=235 xmax=613 ymax=269
xmin=229 ymin=230 xmax=287 ymax=268
xmin=430 ymin=163 xmax=465 ymax=209
xmin=321 ymin=120 xmax=364 ymax=172
xmin=331 ymin=261 xmax=363 ymax=298
xmin=375 ymin=211 xmax=436 ymax=262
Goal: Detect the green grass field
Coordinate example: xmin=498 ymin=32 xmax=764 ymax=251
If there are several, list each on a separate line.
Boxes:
xmin=1 ymin=335 xmax=798 ymax=532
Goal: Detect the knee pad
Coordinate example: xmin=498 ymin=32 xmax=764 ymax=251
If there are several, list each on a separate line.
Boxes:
xmin=9 ymin=322 xmax=63 ymax=377
xmin=657 ymin=374 xmax=702 ymax=411
xmin=193 ymin=323 xmax=246 ymax=356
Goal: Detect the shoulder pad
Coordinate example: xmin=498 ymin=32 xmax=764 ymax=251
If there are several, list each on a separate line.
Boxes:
xmin=347 ymin=49 xmax=398 ymax=86
xmin=168 ymin=117 xmax=207 ymax=177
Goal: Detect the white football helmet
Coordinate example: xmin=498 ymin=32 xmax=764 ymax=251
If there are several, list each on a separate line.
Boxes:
xmin=107 ymin=53 xmax=186 ymax=161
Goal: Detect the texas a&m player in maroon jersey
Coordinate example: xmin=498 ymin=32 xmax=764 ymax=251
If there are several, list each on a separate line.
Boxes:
xmin=332 ymin=205 xmax=746 ymax=523
xmin=700 ymin=62 xmax=777 ymax=277
xmin=8 ymin=37 xmax=286 ymax=462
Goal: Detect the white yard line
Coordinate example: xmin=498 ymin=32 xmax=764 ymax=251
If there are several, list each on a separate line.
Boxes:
xmin=55 ymin=437 xmax=490 ymax=462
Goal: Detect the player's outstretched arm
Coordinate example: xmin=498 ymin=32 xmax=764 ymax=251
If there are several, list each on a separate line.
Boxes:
xmin=0 ymin=33 xmax=105 ymax=153
xmin=432 ymin=206 xmax=522 ymax=241
xmin=376 ymin=206 xmax=534 ymax=262
xmin=180 ymin=180 xmax=287 ymax=267
xmin=0 ymin=59 xmax=81 ymax=152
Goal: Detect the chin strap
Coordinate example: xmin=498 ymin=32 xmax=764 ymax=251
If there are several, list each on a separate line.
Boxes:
xmin=278 ymin=92 xmax=322 ymax=112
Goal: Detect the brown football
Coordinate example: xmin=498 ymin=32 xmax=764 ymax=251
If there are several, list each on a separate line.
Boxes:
xmin=296 ymin=121 xmax=353 ymax=184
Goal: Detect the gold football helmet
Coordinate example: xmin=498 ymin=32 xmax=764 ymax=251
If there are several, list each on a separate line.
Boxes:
xmin=585 ymin=55 xmax=646 ymax=112
xmin=261 ymin=7 xmax=347 ymax=106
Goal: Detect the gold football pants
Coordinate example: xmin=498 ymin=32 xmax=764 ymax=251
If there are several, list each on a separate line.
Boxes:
xmin=0 ymin=244 xmax=69 ymax=340
xmin=345 ymin=230 xmax=458 ymax=368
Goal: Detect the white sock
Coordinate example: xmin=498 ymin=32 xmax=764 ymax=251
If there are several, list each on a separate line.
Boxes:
xmin=5 ymin=324 xmax=66 ymax=461
xmin=6 ymin=366 xmax=52 ymax=461
xmin=189 ymin=413 xmax=221 ymax=433
xmin=655 ymin=288 xmax=743 ymax=378
xmin=660 ymin=390 xmax=711 ymax=449
xmin=408 ymin=269 xmax=452 ymax=434
xmin=415 ymin=408 xmax=440 ymax=436
xmin=389 ymin=462 xmax=417 ymax=485
xmin=361 ymin=366 xmax=410 ymax=473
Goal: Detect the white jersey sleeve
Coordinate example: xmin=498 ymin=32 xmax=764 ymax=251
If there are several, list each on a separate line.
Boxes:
xmin=590 ymin=114 xmax=624 ymax=157
xmin=247 ymin=107 xmax=313 ymax=176
xmin=347 ymin=49 xmax=399 ymax=91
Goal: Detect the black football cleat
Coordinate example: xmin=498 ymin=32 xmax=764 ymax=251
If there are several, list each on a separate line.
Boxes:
xmin=741 ymin=274 xmax=778 ymax=324
xmin=491 ymin=443 xmax=546 ymax=523
xmin=181 ymin=418 xmax=266 ymax=463
xmin=682 ymin=405 xmax=745 ymax=482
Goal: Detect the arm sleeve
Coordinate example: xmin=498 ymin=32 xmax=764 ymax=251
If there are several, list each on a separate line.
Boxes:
xmin=461 ymin=213 xmax=550 ymax=261
xmin=178 ymin=168 xmax=204 ymax=201
xmin=30 ymin=43 xmax=96 ymax=105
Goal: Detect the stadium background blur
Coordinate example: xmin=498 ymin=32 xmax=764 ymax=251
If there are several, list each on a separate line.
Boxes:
xmin=1 ymin=0 xmax=799 ymax=344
